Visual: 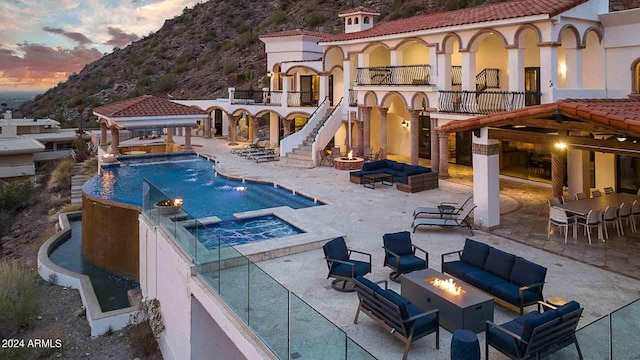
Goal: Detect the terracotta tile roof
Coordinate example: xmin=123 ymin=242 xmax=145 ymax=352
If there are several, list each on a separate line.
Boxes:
xmin=93 ymin=95 xmax=207 ymax=118
xmin=259 ymin=29 xmax=329 ymax=39
xmin=441 ymin=98 xmax=640 ymax=134
xmin=322 ymin=0 xmax=587 ymax=43
xmin=338 ymin=7 xmax=380 ymax=16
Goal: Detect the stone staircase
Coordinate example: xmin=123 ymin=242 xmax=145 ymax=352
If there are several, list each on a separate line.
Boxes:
xmin=70 ymin=163 xmax=87 ymax=206
xmin=280 ymin=122 xmax=324 ymax=168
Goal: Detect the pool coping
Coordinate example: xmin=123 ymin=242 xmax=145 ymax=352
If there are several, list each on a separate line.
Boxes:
xmin=37 ymin=211 xmax=141 ymax=337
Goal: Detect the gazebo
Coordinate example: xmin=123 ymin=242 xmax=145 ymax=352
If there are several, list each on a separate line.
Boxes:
xmin=93 ymin=95 xmax=208 ymax=155
xmin=441 ymin=98 xmax=640 ymax=229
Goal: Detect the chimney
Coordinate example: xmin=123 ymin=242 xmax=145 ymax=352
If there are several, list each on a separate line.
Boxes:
xmin=4 ymin=110 xmax=11 ymax=120
xmin=338 ymin=7 xmax=380 ymax=34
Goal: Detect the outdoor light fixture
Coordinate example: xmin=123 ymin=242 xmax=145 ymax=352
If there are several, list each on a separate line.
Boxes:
xmin=401 ymin=119 xmax=409 ymax=132
xmin=554 ymin=142 xmax=567 ymax=150
xmin=617 ymin=136 xmax=627 ymax=142
xmin=267 ymin=71 xmax=273 ymax=77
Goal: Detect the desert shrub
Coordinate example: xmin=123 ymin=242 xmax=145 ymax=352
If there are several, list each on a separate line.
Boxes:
xmin=0 ymin=180 xmax=36 ymax=215
xmin=154 ymin=73 xmax=176 ymax=92
xmin=220 ymin=40 xmax=235 ymax=51
xmin=236 ymin=31 xmax=257 ymax=47
xmin=81 ymin=157 xmax=98 ymax=177
xmin=307 ymin=12 xmax=326 ymax=27
xmin=0 ymin=211 xmax=11 ymax=237
xmin=47 ymin=158 xmax=75 ymax=190
xmin=0 ymin=260 xmax=39 ymax=329
xmin=223 ymin=61 xmax=238 ymax=74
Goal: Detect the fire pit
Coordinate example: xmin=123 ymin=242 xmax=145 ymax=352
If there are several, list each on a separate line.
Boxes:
xmin=334 ymin=151 xmax=364 ymax=170
xmin=154 ymin=198 xmax=184 ymax=215
xmin=428 ymin=277 xmax=466 ymax=296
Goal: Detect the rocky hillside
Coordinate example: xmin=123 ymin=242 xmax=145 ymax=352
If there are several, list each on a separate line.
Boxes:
xmin=16 ymin=0 xmax=640 ymax=127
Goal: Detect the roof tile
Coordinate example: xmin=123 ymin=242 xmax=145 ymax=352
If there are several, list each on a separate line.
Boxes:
xmin=93 ymin=95 xmax=207 ymax=118
xmin=260 ymin=29 xmax=329 ymax=39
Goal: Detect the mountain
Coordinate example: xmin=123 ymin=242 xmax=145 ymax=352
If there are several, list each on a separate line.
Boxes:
xmin=15 ymin=0 xmax=640 ymax=127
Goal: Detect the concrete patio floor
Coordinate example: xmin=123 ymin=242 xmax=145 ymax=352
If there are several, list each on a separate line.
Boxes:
xmin=159 ymin=136 xmax=640 ymax=359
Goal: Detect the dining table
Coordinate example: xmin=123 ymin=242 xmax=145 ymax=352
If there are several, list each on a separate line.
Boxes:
xmin=555 ymin=193 xmax=639 ymax=217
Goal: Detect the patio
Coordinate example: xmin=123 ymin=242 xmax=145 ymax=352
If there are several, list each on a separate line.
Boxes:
xmin=183 ymin=136 xmax=640 ymax=359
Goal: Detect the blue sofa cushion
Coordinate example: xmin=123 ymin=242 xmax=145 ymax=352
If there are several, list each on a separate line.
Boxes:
xmin=460 ymin=239 xmax=491 ymax=269
xmin=330 ymin=260 xmax=371 ymax=278
xmin=484 ymin=247 xmax=516 ymax=280
xmin=513 ymin=311 xmax=541 ymax=326
xmin=355 ymin=276 xmax=385 ymax=296
xmin=383 ymin=231 xmax=413 ymax=256
xmin=405 ymin=169 xmax=423 ymax=177
xmin=443 ymin=260 xmax=481 ymax=280
xmin=488 ymin=319 xmax=525 ymax=357
xmin=522 ymin=310 xmax=558 ymax=341
xmin=390 ymin=161 xmax=405 ymax=171
xmin=380 ymin=289 xmax=410 ymax=318
xmin=323 ymin=237 xmax=350 ymax=262
xmin=510 ymin=257 xmax=547 ymax=288
xmin=363 ymin=161 xmax=385 ymax=171
xmin=555 ymin=301 xmax=580 ymax=318
xmin=406 ymin=303 xmax=438 ymax=337
xmin=396 ymin=176 xmax=409 ymax=184
xmin=386 ymin=255 xmax=427 ymax=273
xmin=490 ymin=282 xmax=543 ymax=306
xmin=465 ymin=271 xmax=508 ymax=292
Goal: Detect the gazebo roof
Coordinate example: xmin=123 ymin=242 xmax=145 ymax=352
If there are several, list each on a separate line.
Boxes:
xmin=93 ymin=95 xmax=207 ymax=118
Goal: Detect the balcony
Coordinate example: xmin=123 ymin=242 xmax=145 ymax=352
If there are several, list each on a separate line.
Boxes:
xmin=230 ymin=90 xmax=282 ymax=106
xmin=355 ymin=64 xmax=431 ymax=86
xmin=438 ymin=90 xmax=542 ymax=115
xmin=287 ymin=91 xmax=319 ymax=107
xmin=348 ymin=89 xmax=358 ymax=107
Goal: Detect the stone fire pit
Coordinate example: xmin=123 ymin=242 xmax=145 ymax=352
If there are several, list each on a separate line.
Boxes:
xmin=334 ymin=156 xmax=364 ymax=170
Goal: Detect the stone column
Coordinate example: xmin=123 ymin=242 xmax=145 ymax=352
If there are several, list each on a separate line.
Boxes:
xmin=356 ymin=119 xmax=364 ymax=155
xmin=204 ymin=116 xmax=212 ymax=138
xmin=430 ymin=119 xmax=439 ymax=172
xmin=282 ymin=118 xmax=291 ymax=137
xmin=184 ymin=126 xmax=192 ymax=150
xmin=100 ymin=122 xmax=108 ymax=148
xmin=228 ymin=116 xmax=237 ymax=145
xmin=110 ymin=127 xmax=120 ymax=155
xmin=472 ymin=128 xmax=501 ymax=229
xmin=378 ymin=107 xmax=388 ymax=159
xmin=551 ymin=146 xmax=565 ymax=199
xmin=409 ymin=109 xmax=420 ymax=165
xmin=269 ymin=113 xmax=280 ymax=145
xmin=567 ymin=147 xmax=590 ymax=198
xmin=438 ymin=131 xmax=450 ymax=178
xmin=250 ymin=116 xmax=258 ymax=141
xmin=166 ymin=127 xmax=173 ymax=144
xmin=360 ymin=106 xmax=372 ymax=151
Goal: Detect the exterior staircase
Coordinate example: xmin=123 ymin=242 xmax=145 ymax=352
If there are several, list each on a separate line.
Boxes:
xmin=71 ymin=163 xmax=87 ymax=205
xmin=281 ymin=118 xmax=326 ymax=168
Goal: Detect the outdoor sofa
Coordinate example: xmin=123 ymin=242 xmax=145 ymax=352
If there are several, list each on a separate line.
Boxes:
xmin=349 ymin=159 xmax=438 ymax=192
xmin=354 ymin=276 xmax=440 ymax=360
xmin=442 ymin=238 xmax=547 ymax=314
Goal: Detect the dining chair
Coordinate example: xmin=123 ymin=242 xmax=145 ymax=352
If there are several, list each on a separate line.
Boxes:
xmin=601 ymin=206 xmax=620 ymax=239
xmin=632 ymin=200 xmax=640 ymax=232
xmin=575 ymin=193 xmax=587 ymax=201
xmin=562 ymin=195 xmax=574 ymax=203
xmin=618 ymin=202 xmax=633 ymax=234
xmin=604 ymin=187 xmax=615 ymax=195
xmin=576 ymin=209 xmax=602 ymax=244
xmin=548 ymin=206 xmax=576 ymax=243
xmin=548 ymin=197 xmax=562 ymax=208
xmin=591 ymin=189 xmax=602 ymax=198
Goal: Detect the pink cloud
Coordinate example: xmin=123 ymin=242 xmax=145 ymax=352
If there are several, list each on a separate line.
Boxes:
xmin=43 ymin=26 xmax=93 ymax=45
xmin=104 ymin=27 xmax=139 ymax=47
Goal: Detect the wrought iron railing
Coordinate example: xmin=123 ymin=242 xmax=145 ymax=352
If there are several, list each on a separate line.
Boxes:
xmin=451 ymin=66 xmax=462 ymax=86
xmin=355 ymin=64 xmax=431 ymax=86
xmin=287 ymin=91 xmax=319 ymax=107
xmin=230 ymin=90 xmax=282 ymax=105
xmin=476 ymin=68 xmax=500 ymax=92
xmin=348 ymin=89 xmax=358 ymax=107
xmin=438 ymin=90 xmax=542 ymax=115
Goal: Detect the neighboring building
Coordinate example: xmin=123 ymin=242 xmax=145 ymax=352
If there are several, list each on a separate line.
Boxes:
xmin=0 ymin=110 xmax=86 ymax=179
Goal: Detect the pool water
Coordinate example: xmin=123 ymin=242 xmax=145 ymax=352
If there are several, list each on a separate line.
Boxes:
xmin=188 ymin=215 xmax=304 ymax=249
xmin=83 ymin=154 xmax=321 ymax=221
xmin=49 ymin=220 xmax=139 ymax=312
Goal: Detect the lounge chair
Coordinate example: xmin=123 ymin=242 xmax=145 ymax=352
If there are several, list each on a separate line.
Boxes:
xmin=235 ymin=141 xmax=267 ymax=156
xmin=411 ymin=202 xmax=476 ymax=234
xmin=246 ymin=142 xmax=277 ymax=159
xmin=231 ymin=138 xmax=260 ymax=154
xmin=382 ymin=231 xmax=428 ymax=282
xmin=323 ymin=237 xmax=371 ymax=292
xmin=412 ymin=196 xmax=473 ymax=219
xmin=254 ymin=147 xmax=280 ymax=162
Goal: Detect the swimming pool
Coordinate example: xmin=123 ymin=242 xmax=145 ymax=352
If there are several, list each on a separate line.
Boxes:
xmin=83 ymin=154 xmax=321 ymax=221
xmin=188 ymin=215 xmax=304 ymax=249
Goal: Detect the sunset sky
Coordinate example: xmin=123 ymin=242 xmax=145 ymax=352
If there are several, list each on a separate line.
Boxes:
xmin=0 ymin=0 xmax=199 ymax=91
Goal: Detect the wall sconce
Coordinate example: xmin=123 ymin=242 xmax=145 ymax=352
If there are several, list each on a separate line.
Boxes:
xmin=554 ymin=142 xmax=567 ymax=150
xmin=559 ymin=62 xmax=567 ymax=78
xmin=267 ymin=71 xmax=273 ymax=78
xmin=401 ymin=119 xmax=409 ymax=132
xmin=617 ymin=136 xmax=627 ymax=142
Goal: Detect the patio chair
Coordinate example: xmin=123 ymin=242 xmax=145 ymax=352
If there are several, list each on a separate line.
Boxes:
xmin=618 ymin=202 xmax=633 ymax=234
xmin=254 ymin=150 xmax=280 ymax=163
xmin=547 ymin=207 xmax=576 ymax=243
xmin=604 ymin=187 xmax=615 ymax=195
xmin=591 ymin=189 xmax=602 ymax=198
xmin=323 ymin=237 xmax=372 ymax=292
xmin=601 ymin=206 xmax=620 ymax=239
xmin=245 ymin=142 xmax=277 ymax=159
xmin=576 ymin=209 xmax=602 ymax=244
xmin=413 ymin=196 xmax=473 ymax=219
xmin=230 ymin=138 xmax=260 ymax=154
xmin=575 ymin=193 xmax=587 ymax=201
xmin=547 ymin=197 xmax=562 ymax=208
xmin=237 ymin=141 xmax=268 ymax=156
xmin=561 ymin=195 xmax=574 ymax=203
xmin=382 ymin=231 xmax=428 ymax=282
xmin=318 ymin=149 xmax=333 ymax=166
xmin=411 ymin=202 xmax=476 ymax=235
xmin=632 ymin=200 xmax=640 ymax=231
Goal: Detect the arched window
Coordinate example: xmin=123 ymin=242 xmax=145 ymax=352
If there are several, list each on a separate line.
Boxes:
xmin=364 ymin=17 xmax=370 ymax=24
xmin=633 ymin=58 xmax=640 ymax=95
xmin=354 ymin=17 xmax=359 ymax=25
xmin=347 ymin=18 xmax=352 ymax=25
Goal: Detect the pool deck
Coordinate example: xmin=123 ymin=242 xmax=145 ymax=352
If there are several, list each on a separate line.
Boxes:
xmin=151 ymin=136 xmax=640 ymax=359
